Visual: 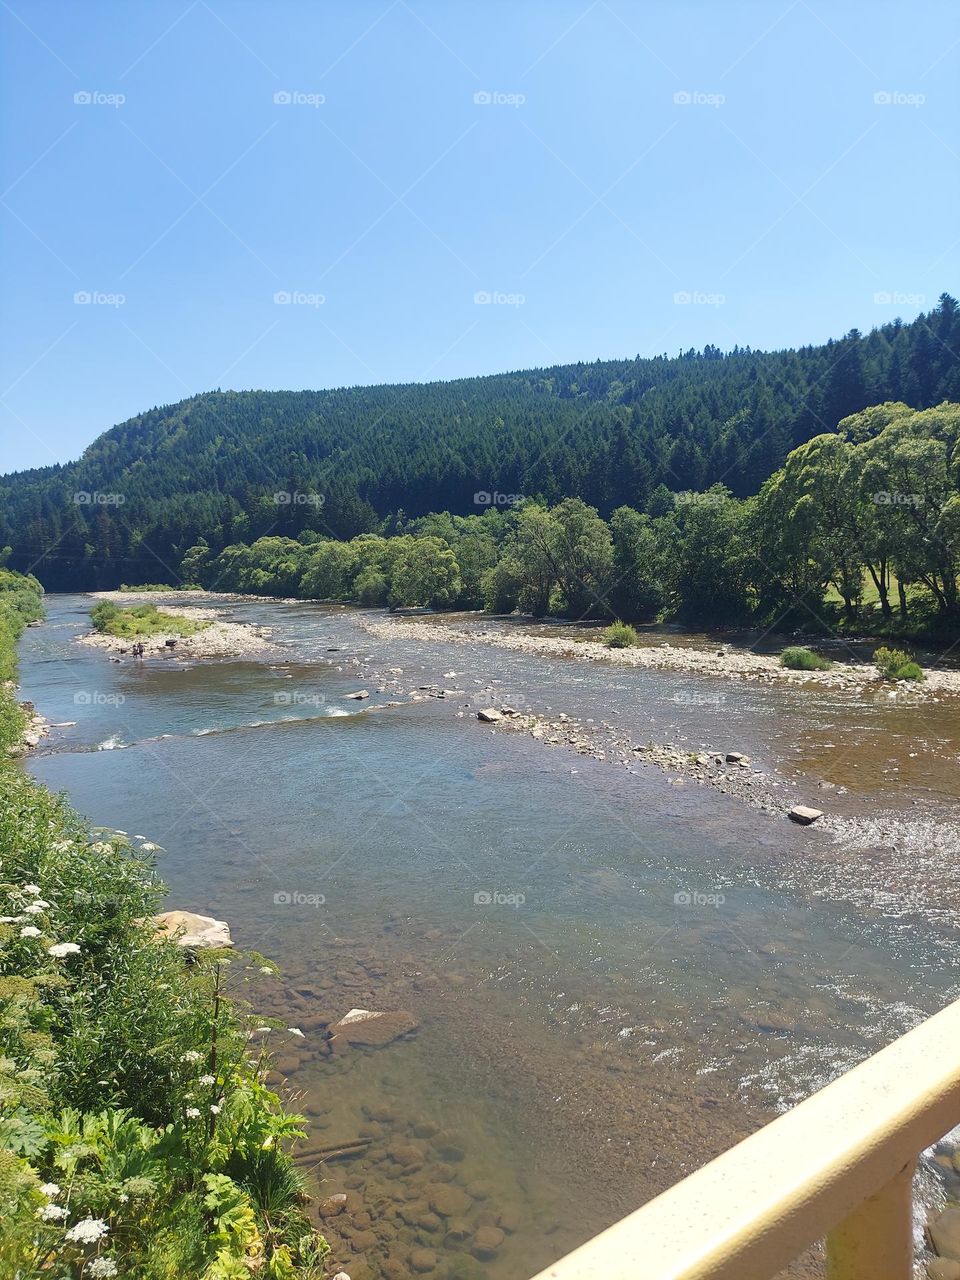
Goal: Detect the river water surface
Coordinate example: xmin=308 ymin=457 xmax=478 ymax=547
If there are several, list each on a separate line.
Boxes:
xmin=18 ymin=595 xmax=960 ymax=1279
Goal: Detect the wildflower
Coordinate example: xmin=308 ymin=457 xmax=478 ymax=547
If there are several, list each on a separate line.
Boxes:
xmin=185 ymin=1107 xmax=201 ymax=1118
xmin=181 ymin=1049 xmax=202 ymax=1063
xmin=88 ymin=1260 xmax=118 ymax=1279
xmin=19 ymin=926 xmax=42 ymax=938
xmin=23 ymin=903 xmax=45 ymax=915
xmin=65 ymin=1218 xmax=109 ymax=1244
xmin=37 ymin=1203 xmax=68 ymax=1221
xmin=259 ymin=965 xmax=274 ymax=974
xmin=48 ymin=942 xmax=81 ymax=958
xmin=24 ymin=884 xmax=40 ymax=894
xmin=287 ymin=1027 xmax=305 ymax=1037
xmin=209 ymin=1104 xmax=221 ymax=1115
xmin=141 ymin=842 xmax=160 ymax=852
xmin=0 ymin=915 xmax=19 ymax=924
xmin=39 ymin=1182 xmax=61 ymax=1198
xmin=198 ymin=1074 xmax=215 ymax=1086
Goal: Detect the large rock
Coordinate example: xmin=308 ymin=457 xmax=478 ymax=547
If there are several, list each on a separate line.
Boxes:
xmin=788 ymin=805 xmax=823 ymax=825
xmin=155 ymin=910 xmax=232 ymax=949
xmin=476 ymin=708 xmax=501 ymax=723
xmin=332 ymin=1008 xmax=420 ymax=1048
xmin=471 ymin=1226 xmax=505 ymax=1259
xmin=429 ymin=1184 xmax=472 ymax=1217
xmin=931 ymin=1208 xmax=960 ymax=1261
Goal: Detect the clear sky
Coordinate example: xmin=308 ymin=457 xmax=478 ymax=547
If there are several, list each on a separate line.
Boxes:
xmin=1 ymin=0 xmax=957 ymax=473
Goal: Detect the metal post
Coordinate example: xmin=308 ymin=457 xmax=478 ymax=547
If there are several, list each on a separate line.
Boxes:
xmin=825 ymin=1159 xmax=917 ymax=1280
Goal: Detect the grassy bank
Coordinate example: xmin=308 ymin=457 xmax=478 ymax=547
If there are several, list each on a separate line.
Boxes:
xmin=0 ymin=573 xmax=326 ymax=1279
xmin=90 ymin=600 xmax=212 ymax=638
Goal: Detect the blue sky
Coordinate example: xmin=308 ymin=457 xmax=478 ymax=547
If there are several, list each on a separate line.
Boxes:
xmin=1 ymin=0 xmax=958 ymax=472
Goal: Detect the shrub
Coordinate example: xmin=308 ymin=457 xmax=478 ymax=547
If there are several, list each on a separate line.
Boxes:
xmin=874 ymin=646 xmax=925 ymax=681
xmin=780 ymin=646 xmax=833 ymax=671
xmin=90 ymin=602 xmax=210 ymax=638
xmin=602 ymin=620 xmax=639 ymax=648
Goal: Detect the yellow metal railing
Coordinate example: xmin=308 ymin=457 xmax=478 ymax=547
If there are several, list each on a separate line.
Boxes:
xmin=529 ymin=997 xmax=960 ymax=1280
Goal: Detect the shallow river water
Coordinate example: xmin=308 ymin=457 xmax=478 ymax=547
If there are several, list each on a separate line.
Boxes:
xmin=17 ymin=596 xmax=960 ymax=1279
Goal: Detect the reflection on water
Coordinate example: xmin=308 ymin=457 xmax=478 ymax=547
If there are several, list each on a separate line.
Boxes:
xmin=17 ymin=596 xmax=960 ymax=1280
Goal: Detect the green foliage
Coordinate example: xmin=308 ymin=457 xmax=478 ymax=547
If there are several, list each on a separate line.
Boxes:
xmin=874 ymin=647 xmax=925 ymax=680
xmin=4 ymin=298 xmax=958 ymax=592
xmin=119 ymin=583 xmax=203 ymax=593
xmin=780 ymin=646 xmax=833 ymax=671
xmin=0 ymin=572 xmax=326 ymax=1277
xmin=90 ymin=602 xmax=211 ymax=638
xmin=602 ymin=621 xmax=639 ymax=648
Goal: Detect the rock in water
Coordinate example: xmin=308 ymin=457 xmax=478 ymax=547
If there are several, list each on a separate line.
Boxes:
xmin=331 ymin=1008 xmax=420 ymax=1047
xmin=154 ymin=910 xmax=232 ymax=949
xmin=725 ymin=751 xmax=749 ymax=764
xmin=476 ymin=708 xmax=501 ymax=722
xmin=344 ymin=690 xmax=370 ymax=700
xmin=788 ymin=805 xmax=823 ymax=825
xmin=931 ymin=1208 xmax=960 ymax=1261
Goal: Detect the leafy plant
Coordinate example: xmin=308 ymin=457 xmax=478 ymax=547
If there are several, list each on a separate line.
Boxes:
xmin=780 ymin=646 xmax=833 ymax=671
xmin=602 ymin=620 xmax=639 ymax=648
xmin=874 ymin=646 xmax=925 ymax=680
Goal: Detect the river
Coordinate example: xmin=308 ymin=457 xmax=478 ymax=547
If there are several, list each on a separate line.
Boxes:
xmin=17 ymin=594 xmax=960 ymax=1279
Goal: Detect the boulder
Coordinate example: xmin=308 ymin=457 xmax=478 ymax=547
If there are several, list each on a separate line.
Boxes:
xmin=476 ymin=708 xmax=501 ymax=723
xmin=929 ymin=1261 xmax=960 ymax=1280
xmin=155 ymin=910 xmax=232 ymax=949
xmin=428 ymin=1184 xmax=472 ymax=1217
xmin=725 ymin=752 xmax=749 ymax=764
xmin=788 ymin=805 xmax=823 ymax=825
xmin=409 ymin=1248 xmax=437 ymax=1274
xmin=345 ymin=690 xmax=370 ymax=700
xmin=471 ymin=1226 xmax=505 ymax=1259
xmin=318 ymin=1194 xmax=348 ymax=1217
xmin=931 ymin=1208 xmax=960 ymax=1261
xmin=332 ymin=1008 xmax=420 ymax=1048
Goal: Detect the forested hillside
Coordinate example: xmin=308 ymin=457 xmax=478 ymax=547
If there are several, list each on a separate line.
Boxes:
xmin=2 ymin=296 xmax=958 ymax=589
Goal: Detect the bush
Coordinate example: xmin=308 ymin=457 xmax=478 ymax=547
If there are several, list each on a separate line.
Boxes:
xmin=780 ymin=646 xmax=833 ymax=671
xmin=90 ymin=602 xmax=210 ymax=638
xmin=874 ymin=646 xmax=925 ymax=681
xmin=602 ymin=620 xmax=639 ymax=648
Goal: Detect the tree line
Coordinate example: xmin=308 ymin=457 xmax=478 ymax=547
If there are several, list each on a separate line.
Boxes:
xmin=184 ymin=401 xmax=960 ymax=635
xmin=2 ymin=296 xmax=958 ymax=591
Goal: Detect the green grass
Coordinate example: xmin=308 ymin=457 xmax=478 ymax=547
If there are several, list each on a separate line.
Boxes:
xmin=780 ymin=646 xmax=833 ymax=671
xmin=602 ymin=620 xmax=640 ymax=648
xmin=91 ymin=601 xmax=211 ymax=638
xmin=119 ymin=583 xmax=202 ymax=593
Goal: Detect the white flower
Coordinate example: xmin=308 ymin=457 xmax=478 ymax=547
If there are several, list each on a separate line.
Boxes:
xmin=259 ymin=965 xmax=273 ymax=974
xmin=198 ymin=1074 xmax=215 ymax=1086
xmin=181 ymin=1049 xmax=202 ymax=1063
xmin=65 ymin=1218 xmax=109 ymax=1244
xmin=48 ymin=942 xmax=81 ymax=958
xmin=88 ymin=1260 xmax=118 ymax=1279
xmin=19 ymin=926 xmax=42 ymax=938
xmin=185 ymin=1107 xmax=201 ymax=1118
xmin=141 ymin=842 xmax=160 ymax=852
xmin=209 ymin=1104 xmax=221 ymax=1115
xmin=37 ymin=1203 xmax=68 ymax=1221
xmin=0 ymin=915 xmax=18 ymax=924
xmin=287 ymin=1027 xmax=305 ymax=1038
xmin=23 ymin=903 xmax=45 ymax=915
xmin=24 ymin=884 xmax=40 ymax=894
xmin=39 ymin=1182 xmax=61 ymax=1198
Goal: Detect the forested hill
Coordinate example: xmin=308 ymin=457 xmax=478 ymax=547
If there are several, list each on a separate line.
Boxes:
xmin=3 ymin=296 xmax=959 ymax=589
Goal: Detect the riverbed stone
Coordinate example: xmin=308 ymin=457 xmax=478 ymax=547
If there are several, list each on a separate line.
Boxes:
xmin=931 ymin=1208 xmax=960 ymax=1260
xmin=476 ymin=708 xmax=501 ymax=722
xmin=788 ymin=805 xmax=823 ymax=825
xmin=409 ymin=1247 xmax=437 ymax=1273
xmin=428 ymin=1184 xmax=472 ymax=1217
xmin=928 ymin=1260 xmax=960 ymax=1280
xmin=471 ymin=1226 xmax=505 ymax=1259
xmin=154 ymin=909 xmax=232 ymax=949
xmin=332 ymin=1008 xmax=420 ymax=1047
xmin=318 ymin=1194 xmax=348 ymax=1217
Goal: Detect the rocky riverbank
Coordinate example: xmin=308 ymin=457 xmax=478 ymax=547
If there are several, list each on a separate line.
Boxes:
xmin=360 ymin=616 xmax=960 ymax=700
xmin=4 ymin=688 xmax=50 ymax=756
xmin=78 ymin=601 xmax=274 ymax=661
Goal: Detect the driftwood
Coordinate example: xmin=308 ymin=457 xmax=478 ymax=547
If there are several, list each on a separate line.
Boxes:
xmin=301 ymin=1137 xmax=372 ymax=1163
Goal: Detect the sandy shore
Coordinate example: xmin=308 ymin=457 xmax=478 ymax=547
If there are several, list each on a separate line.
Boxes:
xmin=78 ymin=599 xmax=273 ymax=661
xmin=361 ymin=615 xmax=960 ymax=700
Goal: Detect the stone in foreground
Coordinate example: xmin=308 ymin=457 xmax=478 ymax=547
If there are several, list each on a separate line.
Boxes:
xmin=930 ymin=1207 xmax=960 ymax=1262
xmin=155 ymin=909 xmax=233 ymax=949
xmin=477 ymin=708 xmax=501 ymax=722
xmin=332 ymin=1007 xmax=420 ymax=1048
xmin=788 ymin=805 xmax=823 ymax=825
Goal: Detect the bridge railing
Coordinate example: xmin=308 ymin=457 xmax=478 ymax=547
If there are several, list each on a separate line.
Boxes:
xmin=529 ymin=997 xmax=960 ymax=1280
